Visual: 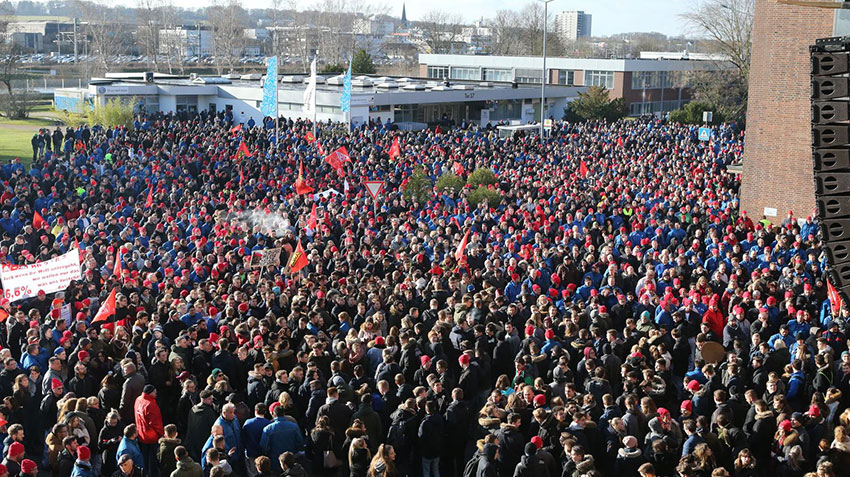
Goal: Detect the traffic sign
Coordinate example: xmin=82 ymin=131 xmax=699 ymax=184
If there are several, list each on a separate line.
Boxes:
xmin=364 ymin=180 xmax=385 ymax=200
xmin=698 ymin=128 xmax=712 ymax=141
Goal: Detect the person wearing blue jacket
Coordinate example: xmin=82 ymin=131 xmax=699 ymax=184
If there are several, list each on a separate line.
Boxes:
xmin=116 ymin=425 xmax=145 ymax=471
xmin=786 ymin=360 xmax=807 ymax=412
xmin=213 ymin=404 xmax=243 ymax=458
xmin=259 ymin=405 xmax=304 ymax=471
xmin=241 ymin=403 xmax=271 ymax=463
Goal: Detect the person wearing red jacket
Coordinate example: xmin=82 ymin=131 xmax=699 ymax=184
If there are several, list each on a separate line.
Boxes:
xmin=134 ymin=384 xmax=164 ymax=477
xmin=702 ymin=295 xmax=726 ymax=338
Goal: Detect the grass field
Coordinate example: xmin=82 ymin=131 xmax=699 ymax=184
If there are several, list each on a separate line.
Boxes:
xmin=0 ymin=105 xmax=64 ymax=165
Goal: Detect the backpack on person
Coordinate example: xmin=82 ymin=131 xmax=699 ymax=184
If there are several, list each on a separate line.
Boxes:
xmin=462 ymin=451 xmax=482 ymax=477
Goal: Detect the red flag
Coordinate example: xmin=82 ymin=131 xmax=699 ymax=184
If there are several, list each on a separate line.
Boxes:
xmin=305 ymin=131 xmax=316 ymax=143
xmin=237 ymin=140 xmax=252 ymax=160
xmin=828 ymin=279 xmax=844 ymax=315
xmin=145 ymin=187 xmax=153 ymax=208
xmin=113 ymin=249 xmax=122 ymax=279
xmin=307 ymin=203 xmax=318 ymax=230
xmin=294 ymin=160 xmax=314 ymax=195
xmin=455 ymin=229 xmax=470 ymax=262
xmin=92 ymin=287 xmax=117 ymax=323
xmin=0 ymin=308 xmax=8 ymax=323
xmin=239 ymin=166 xmax=245 ymax=186
xmin=453 ymin=161 xmax=465 ymax=176
xmin=325 ymin=147 xmax=350 ymax=176
xmin=579 ymin=160 xmax=589 ymax=178
xmin=335 ymin=146 xmax=350 ymax=162
xmin=388 ymin=137 xmax=401 ymax=161
xmin=230 ymin=124 xmax=242 ymax=134
xmin=288 ymin=241 xmax=309 ymax=273
xmin=33 ymin=211 xmax=47 ymax=230
xmin=617 ymin=136 xmax=624 ymax=148
xmin=316 ymin=142 xmax=325 ymax=156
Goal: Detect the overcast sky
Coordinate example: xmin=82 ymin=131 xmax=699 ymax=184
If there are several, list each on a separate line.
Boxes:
xmin=29 ymin=0 xmax=694 ymax=37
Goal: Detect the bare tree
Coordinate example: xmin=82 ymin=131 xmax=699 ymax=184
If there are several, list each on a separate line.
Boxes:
xmin=681 ymin=0 xmax=753 ymax=120
xmin=682 ymin=0 xmax=752 ymax=81
xmin=136 ymin=0 xmax=163 ymax=71
xmin=207 ymin=0 xmax=247 ymax=75
xmin=419 ymin=10 xmax=464 ymax=54
xmin=75 ymin=0 xmax=130 ymax=76
xmin=491 ymin=10 xmax=524 ymax=56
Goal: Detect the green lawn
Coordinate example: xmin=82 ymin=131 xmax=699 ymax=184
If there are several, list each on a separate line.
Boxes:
xmin=0 ymin=125 xmax=38 ymax=164
xmin=0 ymin=104 xmax=66 ymax=164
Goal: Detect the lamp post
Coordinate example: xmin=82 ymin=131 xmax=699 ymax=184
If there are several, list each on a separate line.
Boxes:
xmin=537 ymin=0 xmax=555 ymax=138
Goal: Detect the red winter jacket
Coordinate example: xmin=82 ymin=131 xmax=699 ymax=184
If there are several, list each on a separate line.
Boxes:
xmin=134 ymin=392 xmax=164 ymax=444
xmin=702 ymin=307 xmax=726 ymax=338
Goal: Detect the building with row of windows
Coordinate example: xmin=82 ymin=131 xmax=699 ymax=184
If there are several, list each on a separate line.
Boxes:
xmin=419 ymin=54 xmax=731 ymax=116
xmin=53 ymin=70 xmax=585 ymax=128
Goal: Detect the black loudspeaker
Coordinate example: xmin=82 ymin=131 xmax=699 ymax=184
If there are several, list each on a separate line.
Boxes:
xmin=144 ymin=72 xmax=155 ymax=83
xmin=813 ymin=101 xmax=850 ymax=123
xmin=813 ymin=39 xmax=850 ymax=302
xmin=812 ymin=52 xmax=850 ymax=76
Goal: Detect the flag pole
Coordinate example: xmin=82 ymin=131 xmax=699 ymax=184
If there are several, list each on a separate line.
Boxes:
xmin=274 ymin=66 xmax=279 ymax=158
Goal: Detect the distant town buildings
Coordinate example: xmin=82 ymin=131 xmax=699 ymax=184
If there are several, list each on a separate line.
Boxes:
xmin=158 ymin=26 xmax=214 ymax=57
xmin=555 ymin=11 xmax=592 ymax=42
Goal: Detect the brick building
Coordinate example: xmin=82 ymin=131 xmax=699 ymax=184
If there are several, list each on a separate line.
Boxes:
xmin=741 ymin=0 xmax=834 ymax=221
xmin=419 ymin=54 xmax=730 ymax=117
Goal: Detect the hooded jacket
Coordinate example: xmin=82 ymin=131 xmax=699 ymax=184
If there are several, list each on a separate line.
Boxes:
xmin=476 ymin=443 xmax=499 ymax=477
xmin=184 ymin=402 xmax=217 ymax=461
xmin=170 ymin=456 xmax=203 ymax=477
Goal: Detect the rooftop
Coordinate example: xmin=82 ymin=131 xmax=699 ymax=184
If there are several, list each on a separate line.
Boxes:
xmin=90 ymin=71 xmax=559 ymax=96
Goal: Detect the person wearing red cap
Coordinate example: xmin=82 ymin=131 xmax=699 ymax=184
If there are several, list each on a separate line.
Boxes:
xmin=71 ymin=446 xmax=93 ymax=477
xmin=19 ymin=459 xmax=36 ymax=477
xmin=457 ymin=352 xmax=482 ymax=408
xmin=2 ymin=441 xmax=24 ymax=477
xmin=413 ymin=355 xmax=433 ymax=388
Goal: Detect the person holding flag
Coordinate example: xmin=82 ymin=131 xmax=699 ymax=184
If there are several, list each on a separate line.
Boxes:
xmin=288 ymin=240 xmax=309 ymax=273
xmin=294 ymin=160 xmax=313 ymax=195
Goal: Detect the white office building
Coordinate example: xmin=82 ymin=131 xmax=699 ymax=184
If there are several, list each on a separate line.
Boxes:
xmin=54 ymin=71 xmax=586 ymax=128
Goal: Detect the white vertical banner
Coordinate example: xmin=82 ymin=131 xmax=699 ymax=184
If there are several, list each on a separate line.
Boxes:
xmin=303 ymin=58 xmax=317 ymax=116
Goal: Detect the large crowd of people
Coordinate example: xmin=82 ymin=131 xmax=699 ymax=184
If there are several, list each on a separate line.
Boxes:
xmin=0 ymin=111 xmax=844 ymax=477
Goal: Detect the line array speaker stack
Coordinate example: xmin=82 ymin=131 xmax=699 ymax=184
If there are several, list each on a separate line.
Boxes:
xmin=813 ymin=37 xmax=850 ymax=303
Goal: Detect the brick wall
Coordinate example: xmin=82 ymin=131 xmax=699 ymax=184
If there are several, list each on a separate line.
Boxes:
xmin=741 ymin=0 xmax=833 ymax=221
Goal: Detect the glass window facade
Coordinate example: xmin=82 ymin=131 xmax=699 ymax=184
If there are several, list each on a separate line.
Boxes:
xmin=629 ymin=100 xmax=683 ymax=116
xmin=557 ymin=70 xmax=575 ymax=85
xmin=585 ymin=70 xmax=614 ymax=89
xmin=483 ymin=68 xmax=512 ymax=82
xmin=449 ymin=67 xmax=481 ymax=81
xmin=631 ymin=71 xmax=678 ymax=89
xmin=515 ymin=69 xmax=543 ymax=84
xmin=427 ymin=66 xmax=449 ymax=79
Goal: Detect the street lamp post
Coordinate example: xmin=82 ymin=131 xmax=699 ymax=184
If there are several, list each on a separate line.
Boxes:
xmin=538 ymin=0 xmax=555 ymax=138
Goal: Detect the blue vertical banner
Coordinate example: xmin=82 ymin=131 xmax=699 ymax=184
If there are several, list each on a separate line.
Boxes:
xmin=340 ymin=61 xmax=352 ymax=112
xmin=260 ymin=56 xmax=278 ymax=117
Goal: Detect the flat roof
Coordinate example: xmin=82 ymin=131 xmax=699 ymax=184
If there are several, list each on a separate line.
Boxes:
xmin=73 ymin=72 xmax=567 ymax=97
xmin=419 ymin=54 xmax=732 ymax=72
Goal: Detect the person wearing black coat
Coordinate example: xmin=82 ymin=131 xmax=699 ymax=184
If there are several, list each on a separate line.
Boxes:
xmin=444 ymin=390 xmax=471 ymax=477
xmin=56 ymin=439 xmax=77 ymax=477
xmin=494 ymin=414 xmax=524 ymax=476
xmin=476 ymin=443 xmax=499 ymax=477
xmin=184 ymin=392 xmax=217 ymax=462
xmin=513 ymin=443 xmax=549 ymax=477
xmin=99 ymin=413 xmax=123 ymax=477
xmin=348 ymin=437 xmax=370 ymax=477
xmin=417 ymin=401 xmax=445 ymax=475
xmin=316 ymin=387 xmax=354 ymax=443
